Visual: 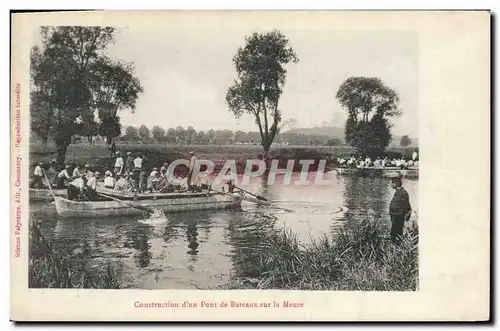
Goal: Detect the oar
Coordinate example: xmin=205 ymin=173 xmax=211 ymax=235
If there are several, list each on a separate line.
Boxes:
xmin=233 ymin=185 xmax=268 ymax=202
xmin=97 ymin=192 xmax=156 ymax=215
xmin=43 ymin=172 xmax=56 ymax=199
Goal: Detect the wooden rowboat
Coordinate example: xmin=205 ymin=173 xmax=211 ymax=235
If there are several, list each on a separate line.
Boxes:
xmin=29 ymin=188 xmax=66 ymax=202
xmin=54 ymin=189 xmax=243 ymax=218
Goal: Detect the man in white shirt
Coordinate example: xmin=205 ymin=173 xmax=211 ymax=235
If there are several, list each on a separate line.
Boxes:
xmin=133 ymin=153 xmax=145 ymax=192
xmin=56 ymin=165 xmax=72 ymax=188
xmin=84 ymin=172 xmax=99 ymax=200
xmin=412 ymin=150 xmax=418 ymax=161
xmin=31 ymin=162 xmax=44 ymax=189
xmin=114 ymin=151 xmax=124 ymax=176
xmin=187 ymin=151 xmax=198 ymax=191
xmin=104 ymin=171 xmax=115 ymax=189
xmin=72 ymin=164 xmax=84 ymax=178
xmin=84 ymin=164 xmax=94 ymax=180
xmin=147 ymin=167 xmax=159 ymax=192
xmin=67 ymin=174 xmax=85 ymax=200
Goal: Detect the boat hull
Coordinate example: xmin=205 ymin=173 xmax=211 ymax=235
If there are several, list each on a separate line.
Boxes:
xmin=29 ymin=188 xmax=66 ymax=202
xmin=54 ymin=192 xmax=243 ymax=218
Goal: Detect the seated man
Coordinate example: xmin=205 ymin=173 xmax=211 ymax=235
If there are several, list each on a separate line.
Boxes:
xmin=30 ymin=162 xmax=45 ymax=189
xmin=84 ymin=172 xmax=99 ymax=200
xmin=55 ymin=165 xmax=72 ymax=189
xmin=114 ymin=173 xmax=135 ymax=192
xmin=147 ymin=168 xmax=159 ymax=192
xmin=104 ymin=171 xmax=116 ymax=189
xmin=67 ymin=174 xmax=85 ymax=200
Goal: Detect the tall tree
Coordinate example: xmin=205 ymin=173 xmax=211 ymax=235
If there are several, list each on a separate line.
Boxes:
xmin=175 ymin=126 xmax=186 ymax=144
xmin=123 ymin=126 xmax=139 ymax=141
xmin=30 ymin=26 xmax=143 ymax=165
xmin=400 ymin=135 xmax=412 ymax=147
xmin=138 ymin=124 xmax=150 ymax=141
xmin=151 ymin=125 xmax=166 ymax=142
xmin=196 ymin=130 xmax=207 ymax=144
xmin=336 ymin=77 xmax=400 ymax=157
xmin=226 ymin=30 xmax=298 ymax=157
xmin=185 ymin=126 xmax=197 ymax=145
xmin=165 ymin=128 xmax=177 ymax=144
xmin=206 ymin=129 xmax=215 ymax=144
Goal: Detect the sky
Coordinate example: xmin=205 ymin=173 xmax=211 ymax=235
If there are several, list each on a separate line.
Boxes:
xmin=33 ymin=23 xmax=419 ymax=138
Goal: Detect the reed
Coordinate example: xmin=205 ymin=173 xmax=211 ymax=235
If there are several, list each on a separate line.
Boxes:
xmin=217 ymin=215 xmax=419 ymax=291
xmin=29 ymin=221 xmax=122 ymax=289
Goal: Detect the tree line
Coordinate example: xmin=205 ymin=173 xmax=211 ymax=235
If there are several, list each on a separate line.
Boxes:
xmin=68 ymin=125 xmax=344 ymax=146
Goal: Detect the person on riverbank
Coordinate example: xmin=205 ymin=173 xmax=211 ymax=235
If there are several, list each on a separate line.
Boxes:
xmin=114 ymin=151 xmax=124 ymax=176
xmin=412 ymin=150 xmax=418 ymax=161
xmin=389 ymin=177 xmax=412 ymax=244
xmin=109 ymin=140 xmax=116 ymax=157
xmin=31 ymin=162 xmax=45 ymax=189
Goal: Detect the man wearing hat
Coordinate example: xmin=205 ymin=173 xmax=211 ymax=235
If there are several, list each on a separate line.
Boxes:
xmin=389 ymin=177 xmax=412 ymax=244
xmin=56 ymin=164 xmax=72 ymax=188
xmin=104 ymin=170 xmax=115 ymax=189
xmin=31 ymin=162 xmax=45 ymax=189
xmin=72 ymin=163 xmax=84 ymax=178
xmin=187 ymin=151 xmax=198 ymax=191
xmin=114 ymin=151 xmax=124 ymax=176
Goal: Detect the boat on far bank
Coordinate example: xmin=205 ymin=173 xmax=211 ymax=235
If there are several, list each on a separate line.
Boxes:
xmin=54 ymin=187 xmax=244 ymax=218
xmin=334 ymin=167 xmax=419 ymax=179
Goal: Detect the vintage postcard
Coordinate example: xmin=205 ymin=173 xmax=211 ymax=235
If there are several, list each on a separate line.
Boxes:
xmin=10 ymin=10 xmax=490 ymax=321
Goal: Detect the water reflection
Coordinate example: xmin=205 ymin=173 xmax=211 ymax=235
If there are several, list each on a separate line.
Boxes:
xmin=30 ymin=172 xmax=418 ymax=289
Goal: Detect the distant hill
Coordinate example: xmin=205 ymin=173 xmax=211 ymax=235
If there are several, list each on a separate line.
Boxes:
xmin=285 ymin=126 xmax=418 ymax=147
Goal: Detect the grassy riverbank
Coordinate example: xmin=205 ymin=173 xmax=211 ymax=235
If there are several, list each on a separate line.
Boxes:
xmin=29 ymin=142 xmax=416 ymax=175
xmin=216 ymin=216 xmax=419 ymax=291
xmin=29 ymin=221 xmax=122 ymax=289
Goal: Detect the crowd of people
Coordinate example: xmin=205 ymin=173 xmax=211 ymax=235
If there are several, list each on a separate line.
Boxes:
xmin=30 ymin=150 xmax=206 ymax=201
xmin=336 ymin=150 xmax=419 ymax=170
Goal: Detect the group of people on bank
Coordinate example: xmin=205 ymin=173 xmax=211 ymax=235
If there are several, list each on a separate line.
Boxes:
xmin=30 ymin=150 xmax=203 ymax=201
xmin=337 ymin=150 xmax=419 ymax=170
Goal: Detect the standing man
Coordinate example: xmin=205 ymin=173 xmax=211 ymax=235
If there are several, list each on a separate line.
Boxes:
xmin=126 ymin=151 xmax=134 ymax=174
xmin=187 ymin=151 xmax=198 ymax=191
xmin=109 ymin=140 xmax=116 ymax=157
xmin=389 ymin=177 xmax=412 ymax=244
xmin=134 ymin=153 xmax=144 ymax=193
xmin=412 ymin=150 xmax=418 ymax=162
xmin=114 ymin=151 xmax=124 ymax=176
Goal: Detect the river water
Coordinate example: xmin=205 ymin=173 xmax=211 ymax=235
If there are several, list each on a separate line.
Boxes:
xmin=30 ymin=171 xmax=418 ymax=289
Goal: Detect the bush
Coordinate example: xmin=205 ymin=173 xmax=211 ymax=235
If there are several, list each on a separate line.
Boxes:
xmin=29 ymin=221 xmax=122 ymax=289
xmin=217 ymin=216 xmax=419 ymax=291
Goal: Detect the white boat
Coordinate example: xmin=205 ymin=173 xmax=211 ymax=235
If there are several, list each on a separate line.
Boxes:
xmin=54 ymin=188 xmax=243 ymax=218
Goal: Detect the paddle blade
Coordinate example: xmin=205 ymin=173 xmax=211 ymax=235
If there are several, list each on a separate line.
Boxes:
xmin=257 ymin=195 xmax=268 ymax=201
